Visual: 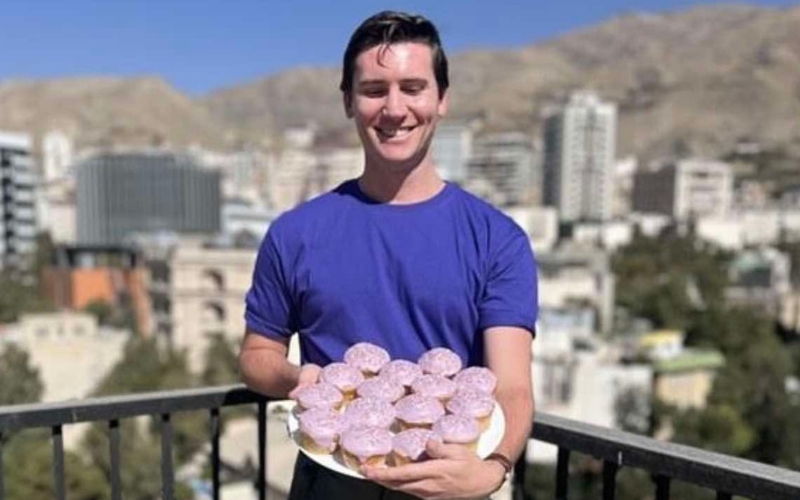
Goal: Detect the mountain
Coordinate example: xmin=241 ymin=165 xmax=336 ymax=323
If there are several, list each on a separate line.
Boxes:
xmin=1 ymin=4 xmax=799 ymax=161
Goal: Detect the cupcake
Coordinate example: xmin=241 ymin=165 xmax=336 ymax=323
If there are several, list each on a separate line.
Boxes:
xmin=340 ymin=426 xmax=393 ymax=470
xmin=454 ymin=366 xmax=497 ymax=396
xmin=356 ymin=376 xmax=405 ymax=404
xmin=294 ymin=382 xmax=343 ymax=412
xmin=394 ymin=394 xmax=445 ymax=430
xmin=342 ymin=397 xmax=396 ymax=431
xmin=410 ymin=374 xmax=457 ymax=404
xmin=379 ymin=359 xmax=423 ymax=392
xmin=446 ymin=389 xmax=496 ymax=432
xmin=344 ymin=342 xmax=390 ymax=377
xmin=320 ymin=362 xmax=364 ymax=403
xmin=418 ymin=348 xmax=463 ymax=378
xmin=297 ymin=407 xmax=343 ymax=454
xmin=432 ymin=414 xmax=481 ymax=453
xmin=392 ymin=428 xmax=443 ymax=466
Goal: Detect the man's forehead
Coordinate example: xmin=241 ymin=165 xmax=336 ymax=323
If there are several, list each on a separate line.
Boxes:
xmin=353 ymin=42 xmax=435 ymax=77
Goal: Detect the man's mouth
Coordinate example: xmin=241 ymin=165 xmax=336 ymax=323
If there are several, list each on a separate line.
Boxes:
xmin=375 ymin=125 xmax=417 ymax=140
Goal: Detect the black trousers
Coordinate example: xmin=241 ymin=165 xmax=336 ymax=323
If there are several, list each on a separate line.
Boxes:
xmin=287 ymin=453 xmax=422 ymax=500
xmin=287 ymin=454 xmax=493 ymax=500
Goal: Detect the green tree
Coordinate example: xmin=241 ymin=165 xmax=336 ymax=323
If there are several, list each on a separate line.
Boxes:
xmin=201 ymin=332 xmax=240 ymax=386
xmin=0 ymin=272 xmax=55 ymax=323
xmin=0 ymin=344 xmax=44 ymax=406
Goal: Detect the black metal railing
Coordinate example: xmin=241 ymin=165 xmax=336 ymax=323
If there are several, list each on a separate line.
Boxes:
xmin=2 ymin=385 xmax=800 ymax=500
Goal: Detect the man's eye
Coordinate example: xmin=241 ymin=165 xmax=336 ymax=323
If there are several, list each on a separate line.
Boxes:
xmin=360 ymin=88 xmax=386 ymax=97
xmin=403 ymin=86 xmax=424 ymax=95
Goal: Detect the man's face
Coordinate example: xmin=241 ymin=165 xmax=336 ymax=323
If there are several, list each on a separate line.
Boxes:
xmin=344 ymin=42 xmax=448 ymax=173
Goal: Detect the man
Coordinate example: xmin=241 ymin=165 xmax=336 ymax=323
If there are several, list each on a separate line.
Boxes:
xmin=239 ymin=11 xmax=537 ymax=500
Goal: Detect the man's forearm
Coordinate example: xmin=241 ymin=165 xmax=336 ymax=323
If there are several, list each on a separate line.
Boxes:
xmin=493 ymin=387 xmax=534 ymax=462
xmin=239 ymin=348 xmax=301 ymax=398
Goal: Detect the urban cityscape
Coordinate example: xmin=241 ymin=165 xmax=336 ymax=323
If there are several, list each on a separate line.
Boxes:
xmin=2 ymin=2 xmax=800 ymax=500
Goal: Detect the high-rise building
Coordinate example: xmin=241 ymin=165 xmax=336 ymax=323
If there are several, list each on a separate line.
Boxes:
xmin=432 ymin=121 xmax=474 ymax=183
xmin=42 ymin=130 xmax=74 ymax=182
xmin=466 ymin=132 xmax=537 ymax=207
xmin=543 ymin=92 xmax=617 ymax=222
xmin=76 ymin=152 xmax=221 ymax=245
xmin=0 ymin=131 xmax=38 ymax=272
xmin=632 ymin=159 xmax=733 ymax=220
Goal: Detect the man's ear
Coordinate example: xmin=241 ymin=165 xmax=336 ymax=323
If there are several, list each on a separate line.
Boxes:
xmin=343 ymin=92 xmax=354 ymax=119
xmin=437 ymin=89 xmax=449 ymax=118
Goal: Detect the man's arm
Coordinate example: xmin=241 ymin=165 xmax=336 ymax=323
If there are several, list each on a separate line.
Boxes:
xmin=238 ymin=330 xmax=319 ymax=398
xmin=484 ymin=325 xmax=535 ymax=464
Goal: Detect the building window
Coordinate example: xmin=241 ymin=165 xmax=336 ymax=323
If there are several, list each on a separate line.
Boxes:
xmin=202 ymin=269 xmax=225 ymax=292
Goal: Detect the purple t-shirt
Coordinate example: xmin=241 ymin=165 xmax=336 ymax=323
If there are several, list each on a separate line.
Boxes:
xmin=245 ymin=180 xmax=537 ymax=367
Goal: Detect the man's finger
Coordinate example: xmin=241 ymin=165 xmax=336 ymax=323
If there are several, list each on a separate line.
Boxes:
xmin=425 ymin=439 xmax=472 ymax=460
xmin=362 ymin=460 xmax=440 ymax=482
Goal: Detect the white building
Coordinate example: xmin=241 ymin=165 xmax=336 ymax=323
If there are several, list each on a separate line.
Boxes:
xmin=632 ymin=159 xmax=733 ymax=220
xmin=0 ymin=131 xmax=38 ymax=272
xmin=42 ymin=130 xmax=75 ymax=182
xmin=466 ymin=132 xmax=538 ymax=207
xmin=503 ymin=206 xmax=558 ymax=253
xmin=543 ymin=92 xmax=617 ymax=222
xmin=432 ymin=121 xmax=475 ymax=183
xmin=0 ymin=311 xmax=128 ymax=403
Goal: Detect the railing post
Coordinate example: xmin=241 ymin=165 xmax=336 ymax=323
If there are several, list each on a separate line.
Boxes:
xmin=653 ymin=474 xmax=670 ymax=500
xmin=161 ymin=413 xmax=174 ymax=500
xmin=257 ymin=401 xmax=267 ymax=500
xmin=512 ymin=441 xmax=528 ymax=500
xmin=109 ymin=419 xmax=121 ymax=500
xmin=0 ymin=432 xmax=5 ymax=500
xmin=602 ymin=461 xmax=618 ymax=500
xmin=556 ymin=447 xmax=570 ymax=500
xmin=210 ymin=408 xmax=221 ymax=500
xmin=52 ymin=425 xmax=65 ymax=500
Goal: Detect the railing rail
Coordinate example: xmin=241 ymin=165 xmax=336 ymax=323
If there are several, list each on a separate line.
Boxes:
xmin=2 ymin=385 xmax=800 ymax=500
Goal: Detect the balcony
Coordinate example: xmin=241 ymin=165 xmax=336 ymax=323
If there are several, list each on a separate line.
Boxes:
xmin=1 ymin=385 xmax=800 ymax=500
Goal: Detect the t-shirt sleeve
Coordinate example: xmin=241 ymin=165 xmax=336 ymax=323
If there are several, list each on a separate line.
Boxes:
xmin=244 ymin=227 xmax=298 ymax=341
xmin=478 ymin=224 xmax=538 ymax=337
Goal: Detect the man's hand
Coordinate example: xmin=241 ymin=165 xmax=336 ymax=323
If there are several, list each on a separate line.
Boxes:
xmin=287 ymin=363 xmax=322 ymax=399
xmin=362 ymin=440 xmax=506 ymax=500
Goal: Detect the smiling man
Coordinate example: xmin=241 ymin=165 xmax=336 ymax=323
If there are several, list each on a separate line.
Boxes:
xmin=239 ymin=11 xmax=538 ymax=500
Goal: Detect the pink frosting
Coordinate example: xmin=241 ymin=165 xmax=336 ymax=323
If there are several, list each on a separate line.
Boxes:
xmin=411 ymin=374 xmax=457 ymax=400
xmin=320 ymin=362 xmax=364 ymax=391
xmin=446 ymin=390 xmax=496 ymax=419
xmin=418 ymin=348 xmax=463 ymax=377
xmin=432 ymin=415 xmax=480 ymax=444
xmin=342 ymin=397 xmax=396 ymax=430
xmin=394 ymin=394 xmax=445 ymax=425
xmin=454 ymin=367 xmax=497 ymax=395
xmin=392 ymin=429 xmax=442 ymax=461
xmin=379 ymin=359 xmax=423 ymax=387
xmin=295 ymin=383 xmax=343 ymax=410
xmin=344 ymin=342 xmax=390 ymax=374
xmin=341 ymin=427 xmax=393 ymax=460
xmin=298 ymin=408 xmax=343 ymax=449
xmin=356 ymin=376 xmax=405 ymax=403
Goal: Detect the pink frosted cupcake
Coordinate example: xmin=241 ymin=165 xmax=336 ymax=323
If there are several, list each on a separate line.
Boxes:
xmin=342 ymin=397 xmax=396 ymax=431
xmin=356 ymin=376 xmax=405 ymax=404
xmin=446 ymin=389 xmax=496 ymax=432
xmin=340 ymin=426 xmax=393 ymax=470
xmin=379 ymin=359 xmax=423 ymax=391
xmin=432 ymin=414 xmax=481 ymax=453
xmin=320 ymin=362 xmax=364 ymax=403
xmin=394 ymin=394 xmax=445 ymax=430
xmin=294 ymin=382 xmax=343 ymax=412
xmin=392 ymin=428 xmax=443 ymax=466
xmin=454 ymin=367 xmax=497 ymax=396
xmin=297 ymin=407 xmax=343 ymax=454
xmin=344 ymin=342 xmax=390 ymax=377
xmin=418 ymin=348 xmax=463 ymax=377
xmin=410 ymin=374 xmax=457 ymax=404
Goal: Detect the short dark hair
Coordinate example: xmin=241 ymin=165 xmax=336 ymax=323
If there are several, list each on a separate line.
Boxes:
xmin=340 ymin=11 xmax=449 ymax=98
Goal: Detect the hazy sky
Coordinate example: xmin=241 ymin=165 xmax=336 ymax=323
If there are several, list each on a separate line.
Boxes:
xmin=1 ymin=0 xmax=796 ymax=95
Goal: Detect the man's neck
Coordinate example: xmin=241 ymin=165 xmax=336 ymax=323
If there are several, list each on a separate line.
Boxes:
xmin=358 ymin=162 xmax=445 ymax=205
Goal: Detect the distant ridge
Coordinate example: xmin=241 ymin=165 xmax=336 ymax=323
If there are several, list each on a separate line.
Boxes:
xmin=1 ymin=4 xmax=799 ymax=161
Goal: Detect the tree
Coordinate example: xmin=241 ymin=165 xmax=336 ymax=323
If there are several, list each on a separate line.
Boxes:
xmin=0 ymin=344 xmax=44 ymax=406
xmin=0 ymin=271 xmax=55 ymax=323
xmin=201 ymin=332 xmax=240 ymax=386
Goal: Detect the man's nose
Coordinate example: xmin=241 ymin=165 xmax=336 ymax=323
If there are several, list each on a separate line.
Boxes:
xmin=382 ymin=88 xmax=406 ymax=119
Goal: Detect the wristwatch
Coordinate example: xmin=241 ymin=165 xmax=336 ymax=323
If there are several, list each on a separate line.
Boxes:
xmin=484 ymin=452 xmax=513 ymax=489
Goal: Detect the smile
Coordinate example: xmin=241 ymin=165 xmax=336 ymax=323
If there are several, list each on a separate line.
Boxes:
xmin=375 ymin=125 xmax=417 ymax=140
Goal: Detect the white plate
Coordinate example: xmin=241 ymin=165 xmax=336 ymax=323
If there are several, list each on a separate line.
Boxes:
xmin=286 ymin=402 xmax=506 ymax=480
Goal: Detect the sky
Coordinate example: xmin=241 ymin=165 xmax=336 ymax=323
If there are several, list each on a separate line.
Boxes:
xmin=1 ymin=0 xmax=797 ymax=95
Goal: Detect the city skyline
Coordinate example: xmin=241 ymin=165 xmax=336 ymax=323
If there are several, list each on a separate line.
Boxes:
xmin=1 ymin=0 xmax=797 ymax=95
